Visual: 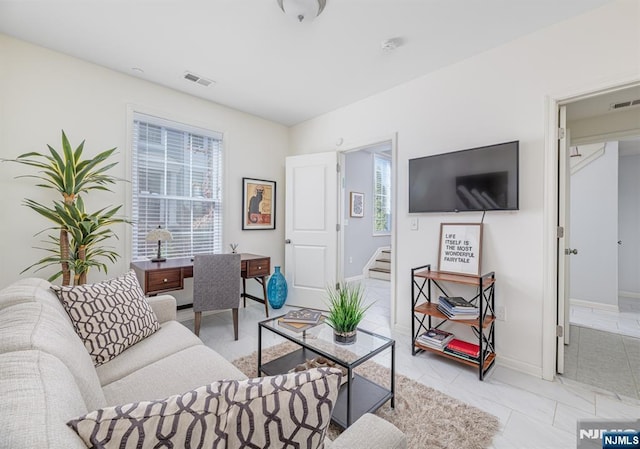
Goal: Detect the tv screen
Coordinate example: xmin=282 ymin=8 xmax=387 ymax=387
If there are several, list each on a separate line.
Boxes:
xmin=409 ymin=141 xmax=519 ymax=213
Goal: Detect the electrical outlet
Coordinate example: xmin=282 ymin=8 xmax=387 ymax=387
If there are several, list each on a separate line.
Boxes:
xmin=349 ymin=256 xmax=353 ymax=264
xmin=495 ymin=306 xmax=506 ymax=321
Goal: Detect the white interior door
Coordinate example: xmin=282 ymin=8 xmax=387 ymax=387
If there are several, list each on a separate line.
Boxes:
xmin=285 ymin=152 xmax=338 ymax=309
xmin=557 ymin=105 xmax=571 ymax=373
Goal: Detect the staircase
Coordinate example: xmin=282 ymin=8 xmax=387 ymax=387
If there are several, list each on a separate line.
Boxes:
xmin=570 ymin=143 xmax=606 ymax=174
xmin=368 ymin=248 xmax=391 ymax=281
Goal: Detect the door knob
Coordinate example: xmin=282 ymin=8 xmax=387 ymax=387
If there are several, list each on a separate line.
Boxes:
xmin=618 ymin=240 xmax=623 ymax=245
xmin=285 ymin=239 xmax=292 ymax=244
xmin=565 ymin=248 xmax=578 ymax=255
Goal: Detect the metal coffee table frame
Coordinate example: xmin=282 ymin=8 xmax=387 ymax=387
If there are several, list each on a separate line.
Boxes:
xmin=258 ymin=315 xmax=395 ymax=428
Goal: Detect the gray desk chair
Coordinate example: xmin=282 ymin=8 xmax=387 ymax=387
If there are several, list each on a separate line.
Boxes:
xmin=193 ymin=254 xmax=241 ymax=340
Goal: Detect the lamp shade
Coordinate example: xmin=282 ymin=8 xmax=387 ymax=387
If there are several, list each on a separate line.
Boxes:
xmin=146 ymin=228 xmax=172 ymax=242
xmin=277 ymin=0 xmax=326 ymax=22
xmin=146 ymin=226 xmax=172 ymax=262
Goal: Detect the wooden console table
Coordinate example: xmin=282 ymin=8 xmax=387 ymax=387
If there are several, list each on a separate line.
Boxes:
xmin=130 ymin=253 xmax=271 ymax=316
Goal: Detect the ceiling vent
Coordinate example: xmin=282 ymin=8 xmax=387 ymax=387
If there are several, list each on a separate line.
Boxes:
xmin=183 ymin=71 xmax=214 ymax=87
xmin=610 ymin=98 xmax=640 ymax=111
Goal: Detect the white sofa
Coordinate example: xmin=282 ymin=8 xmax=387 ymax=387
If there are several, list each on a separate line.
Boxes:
xmin=0 ymin=278 xmax=406 ymax=449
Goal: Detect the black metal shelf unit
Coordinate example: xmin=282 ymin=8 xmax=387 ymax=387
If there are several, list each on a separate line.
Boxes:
xmin=411 ymin=264 xmax=496 ymax=380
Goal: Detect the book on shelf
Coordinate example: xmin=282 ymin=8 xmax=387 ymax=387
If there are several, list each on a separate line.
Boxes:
xmin=438 ymin=298 xmax=478 ymax=315
xmin=280 ymin=308 xmax=322 ymax=324
xmin=437 ymin=304 xmax=479 ymax=320
xmin=439 ymin=296 xmax=477 ymax=309
xmin=278 ymin=315 xmax=325 ymax=333
xmin=417 ymin=328 xmax=455 ymax=344
xmin=418 ymin=340 xmax=447 ymax=351
xmin=445 ymin=339 xmax=480 ymax=358
xmin=416 ymin=328 xmax=455 ymax=351
xmin=443 ymin=347 xmax=480 ymax=363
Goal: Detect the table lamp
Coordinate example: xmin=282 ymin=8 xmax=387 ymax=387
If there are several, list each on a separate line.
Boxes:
xmin=146 ymin=226 xmax=172 ymax=262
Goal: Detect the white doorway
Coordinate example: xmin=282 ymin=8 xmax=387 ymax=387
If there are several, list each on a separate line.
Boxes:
xmin=340 ymin=143 xmax=392 ymax=280
xmin=339 ymin=140 xmax=395 ymax=326
xmin=553 ymin=85 xmax=640 ymax=398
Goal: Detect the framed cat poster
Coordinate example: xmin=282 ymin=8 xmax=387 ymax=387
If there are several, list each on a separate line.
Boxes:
xmin=242 ymin=178 xmax=276 ymax=230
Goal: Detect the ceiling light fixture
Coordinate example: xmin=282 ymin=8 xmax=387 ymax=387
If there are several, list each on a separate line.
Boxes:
xmin=277 ymin=0 xmax=326 ymax=23
xmin=381 ymin=38 xmax=403 ymax=52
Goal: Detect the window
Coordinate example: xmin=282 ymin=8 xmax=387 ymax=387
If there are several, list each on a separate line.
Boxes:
xmin=131 ymin=112 xmax=223 ymax=261
xmin=373 ymin=154 xmax=391 ymax=235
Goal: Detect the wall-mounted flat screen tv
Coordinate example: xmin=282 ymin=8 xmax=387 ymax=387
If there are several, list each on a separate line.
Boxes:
xmin=409 ymin=141 xmax=519 ymax=213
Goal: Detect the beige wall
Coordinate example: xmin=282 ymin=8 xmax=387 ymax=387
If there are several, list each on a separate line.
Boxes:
xmin=0 ymin=34 xmax=289 ymax=303
xmin=288 ymin=0 xmax=640 ymax=376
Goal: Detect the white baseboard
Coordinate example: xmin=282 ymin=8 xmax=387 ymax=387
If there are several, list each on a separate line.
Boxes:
xmin=496 ymin=355 xmax=543 ymax=379
xmin=345 ymin=274 xmax=365 ymax=283
xmin=570 ymin=298 xmax=619 ymax=313
xmin=392 ymin=322 xmax=411 ymax=336
xmin=619 ymin=291 xmax=640 ymax=299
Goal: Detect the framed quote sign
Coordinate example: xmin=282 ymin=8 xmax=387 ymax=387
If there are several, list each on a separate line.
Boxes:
xmin=438 ymin=223 xmax=483 ymax=276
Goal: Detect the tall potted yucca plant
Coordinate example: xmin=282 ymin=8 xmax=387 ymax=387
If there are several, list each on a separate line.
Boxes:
xmin=5 ymin=131 xmax=127 ymax=285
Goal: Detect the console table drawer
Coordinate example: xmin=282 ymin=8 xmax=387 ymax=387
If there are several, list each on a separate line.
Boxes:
xmin=147 ymin=269 xmax=183 ymax=293
xmin=246 ymin=258 xmax=270 ymax=277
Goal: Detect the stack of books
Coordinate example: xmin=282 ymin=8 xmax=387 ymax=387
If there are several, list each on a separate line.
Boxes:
xmin=416 ymin=328 xmax=455 ymax=351
xmin=278 ymin=309 xmax=323 ymax=332
xmin=443 ymin=338 xmax=481 ymax=362
xmin=281 ymin=309 xmax=322 ymax=324
xmin=437 ymin=296 xmax=479 ymax=320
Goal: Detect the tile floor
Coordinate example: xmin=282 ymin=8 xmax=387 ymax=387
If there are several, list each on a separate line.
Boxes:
xmin=570 ymin=300 xmax=640 ymax=339
xmin=563 ymin=325 xmax=640 ymax=399
xmin=178 ymin=279 xmax=640 ymax=449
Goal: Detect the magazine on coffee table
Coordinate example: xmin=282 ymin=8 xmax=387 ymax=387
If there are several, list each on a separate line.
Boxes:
xmin=280 ymin=308 xmax=323 ymax=324
xmin=278 ymin=315 xmax=325 ymax=332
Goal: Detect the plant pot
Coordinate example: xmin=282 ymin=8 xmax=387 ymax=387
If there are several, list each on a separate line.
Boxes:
xmin=333 ymin=329 xmax=357 ymax=345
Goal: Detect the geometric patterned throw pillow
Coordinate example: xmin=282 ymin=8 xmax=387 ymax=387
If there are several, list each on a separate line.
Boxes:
xmin=51 ymin=270 xmax=160 ymax=366
xmin=226 ymin=367 xmax=342 ymax=449
xmin=67 ymin=367 xmax=342 ymax=449
xmin=68 ymin=380 xmax=234 ymax=449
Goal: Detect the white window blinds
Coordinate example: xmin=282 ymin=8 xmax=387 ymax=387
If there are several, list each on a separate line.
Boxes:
xmin=373 ymin=154 xmax=391 ymax=235
xmin=131 ymin=113 xmax=223 ymax=261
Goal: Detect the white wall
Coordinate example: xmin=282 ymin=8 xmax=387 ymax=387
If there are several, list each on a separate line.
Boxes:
xmin=618 ymin=147 xmax=640 ymax=296
xmin=0 ymin=34 xmax=289 ymax=303
xmin=288 ymin=0 xmax=640 ymax=375
xmin=569 ymin=109 xmax=640 ymax=143
xmin=344 ymin=150 xmax=391 ymax=278
xmin=569 ymin=143 xmax=619 ymax=307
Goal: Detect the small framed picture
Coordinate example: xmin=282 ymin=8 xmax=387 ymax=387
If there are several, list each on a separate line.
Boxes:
xmin=242 ymin=178 xmax=276 ymax=230
xmin=438 ymin=223 xmax=483 ymax=276
xmin=350 ymin=192 xmax=364 ymax=217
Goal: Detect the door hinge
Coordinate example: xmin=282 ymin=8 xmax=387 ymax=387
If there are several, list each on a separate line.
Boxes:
xmin=336 ymin=163 xmax=341 ymax=173
xmin=336 ymin=223 xmax=341 ymax=232
xmin=556 ymin=325 xmax=564 ymax=338
xmin=557 ymin=226 xmax=564 ymax=238
xmin=558 ymin=128 xmax=566 ymax=140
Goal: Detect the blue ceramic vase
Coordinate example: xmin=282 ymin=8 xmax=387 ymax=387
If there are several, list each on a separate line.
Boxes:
xmin=267 ymin=266 xmax=288 ymax=309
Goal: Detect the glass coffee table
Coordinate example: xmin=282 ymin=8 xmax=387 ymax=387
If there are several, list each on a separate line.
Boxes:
xmin=258 ymin=315 xmax=395 ymax=428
